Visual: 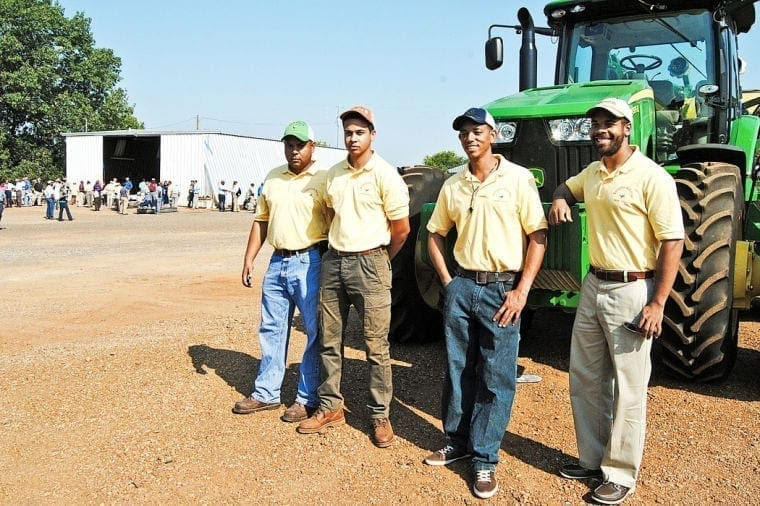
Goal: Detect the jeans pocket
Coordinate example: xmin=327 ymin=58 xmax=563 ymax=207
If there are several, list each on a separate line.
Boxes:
xmin=497 ymin=280 xmax=513 ymax=298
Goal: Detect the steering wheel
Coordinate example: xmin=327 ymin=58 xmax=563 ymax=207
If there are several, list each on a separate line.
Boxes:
xmin=620 ymin=55 xmax=663 ymax=72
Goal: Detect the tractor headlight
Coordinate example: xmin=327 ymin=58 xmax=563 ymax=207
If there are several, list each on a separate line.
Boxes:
xmin=548 ymin=118 xmax=592 ymax=142
xmin=494 ymin=121 xmax=517 ymax=144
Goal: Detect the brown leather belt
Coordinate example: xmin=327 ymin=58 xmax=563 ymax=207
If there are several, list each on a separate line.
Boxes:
xmin=274 ymin=243 xmax=323 ymax=258
xmin=329 ymin=246 xmax=386 ymax=257
xmin=590 ymin=266 xmax=655 ymax=282
xmin=456 ymin=268 xmax=517 ymax=285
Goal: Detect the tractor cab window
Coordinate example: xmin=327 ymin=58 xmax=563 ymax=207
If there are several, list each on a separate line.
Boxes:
xmin=565 ymin=10 xmax=717 ymax=161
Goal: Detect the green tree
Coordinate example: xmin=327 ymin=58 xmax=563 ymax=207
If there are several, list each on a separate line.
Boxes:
xmin=0 ymin=0 xmax=142 ymax=180
xmin=423 ymin=150 xmax=467 ymax=171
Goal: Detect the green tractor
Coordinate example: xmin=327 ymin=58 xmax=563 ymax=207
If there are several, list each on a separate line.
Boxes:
xmin=391 ymin=0 xmax=760 ymax=382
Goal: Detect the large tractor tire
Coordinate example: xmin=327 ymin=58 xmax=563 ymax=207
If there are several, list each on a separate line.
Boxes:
xmin=389 ymin=165 xmax=447 ymax=343
xmin=659 ymin=162 xmax=741 ymax=381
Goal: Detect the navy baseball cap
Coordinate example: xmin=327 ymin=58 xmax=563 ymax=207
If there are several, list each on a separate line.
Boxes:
xmin=452 ymin=107 xmax=496 ymax=130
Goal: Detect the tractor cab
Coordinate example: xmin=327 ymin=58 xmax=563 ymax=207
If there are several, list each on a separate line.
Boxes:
xmin=546 ymin=0 xmax=755 ymax=163
xmin=560 ymin=9 xmax=719 ymax=161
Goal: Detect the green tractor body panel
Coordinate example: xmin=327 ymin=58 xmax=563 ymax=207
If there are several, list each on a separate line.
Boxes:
xmin=728 ymin=115 xmax=760 ymax=198
xmin=485 ymin=80 xmax=656 ymax=156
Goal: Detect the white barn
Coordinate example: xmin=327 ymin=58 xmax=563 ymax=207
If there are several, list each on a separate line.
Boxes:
xmin=63 ymin=130 xmax=347 ymax=203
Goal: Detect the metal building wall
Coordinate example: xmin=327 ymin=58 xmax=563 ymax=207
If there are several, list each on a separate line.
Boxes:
xmin=200 ymin=134 xmax=346 ymax=201
xmin=202 ymin=134 xmax=280 ymax=198
xmin=65 ymin=135 xmax=103 ymax=184
xmin=160 ymin=134 xmax=205 ymax=198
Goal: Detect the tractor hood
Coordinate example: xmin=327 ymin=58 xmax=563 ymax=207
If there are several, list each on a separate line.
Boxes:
xmin=484 ymin=80 xmax=652 ymax=120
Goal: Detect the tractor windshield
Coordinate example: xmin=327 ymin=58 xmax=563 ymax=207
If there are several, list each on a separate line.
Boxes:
xmin=564 ymin=10 xmax=717 ymax=161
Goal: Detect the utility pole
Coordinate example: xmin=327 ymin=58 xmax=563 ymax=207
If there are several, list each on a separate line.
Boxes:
xmin=335 ymin=105 xmax=340 ymax=147
xmin=85 ymin=118 xmax=88 ymax=132
xmin=196 ymin=115 xmax=200 ymax=131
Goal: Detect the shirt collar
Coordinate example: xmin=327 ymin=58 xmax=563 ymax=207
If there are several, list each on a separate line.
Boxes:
xmin=282 ymin=159 xmax=318 ymax=177
xmin=459 ymin=154 xmax=506 ymax=183
xmin=596 ymin=145 xmax=640 ymax=176
xmin=344 ymin=151 xmax=377 ymax=172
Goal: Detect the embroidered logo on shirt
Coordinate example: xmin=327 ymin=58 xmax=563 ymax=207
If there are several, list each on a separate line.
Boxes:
xmin=611 ymin=185 xmax=635 ymax=203
xmin=490 ymin=188 xmax=513 ymax=203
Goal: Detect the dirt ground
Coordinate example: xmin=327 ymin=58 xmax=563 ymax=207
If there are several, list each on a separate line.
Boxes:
xmin=0 ymin=204 xmax=758 ymax=505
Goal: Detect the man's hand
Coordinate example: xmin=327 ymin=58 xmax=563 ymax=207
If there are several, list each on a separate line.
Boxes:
xmin=637 ymin=301 xmax=664 ymax=339
xmin=548 ymin=198 xmax=573 ymax=225
xmin=493 ymin=289 xmax=527 ymax=327
xmin=241 ymin=261 xmax=253 ymax=288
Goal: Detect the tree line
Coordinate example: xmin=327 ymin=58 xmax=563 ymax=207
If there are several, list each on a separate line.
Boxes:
xmin=0 ymin=0 xmax=141 ymax=181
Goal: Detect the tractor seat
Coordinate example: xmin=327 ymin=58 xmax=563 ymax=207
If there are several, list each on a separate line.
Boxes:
xmin=649 ymin=80 xmax=676 ymax=108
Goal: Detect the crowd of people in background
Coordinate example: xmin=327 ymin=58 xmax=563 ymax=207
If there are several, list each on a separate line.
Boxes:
xmin=0 ymin=175 xmax=264 ymax=228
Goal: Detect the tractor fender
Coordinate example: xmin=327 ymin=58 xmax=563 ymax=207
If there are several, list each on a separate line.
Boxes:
xmin=676 ymin=144 xmax=747 ymax=173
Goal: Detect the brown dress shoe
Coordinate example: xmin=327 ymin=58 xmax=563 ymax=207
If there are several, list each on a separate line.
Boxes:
xmin=281 ymin=402 xmax=316 ymax=423
xmin=296 ymin=407 xmax=345 ymax=434
xmin=232 ymin=396 xmax=280 ymax=415
xmin=372 ymin=417 xmax=394 ymax=448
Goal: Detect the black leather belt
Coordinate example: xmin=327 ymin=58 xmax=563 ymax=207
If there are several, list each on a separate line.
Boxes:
xmin=590 ymin=266 xmax=655 ymax=282
xmin=456 ymin=268 xmax=516 ymax=285
xmin=329 ymin=245 xmax=386 ymax=257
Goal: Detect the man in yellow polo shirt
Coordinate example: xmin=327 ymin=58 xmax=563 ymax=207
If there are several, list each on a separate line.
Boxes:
xmin=297 ymin=106 xmax=410 ymax=448
xmin=424 ymin=107 xmax=547 ymax=499
xmin=549 ymin=98 xmax=684 ymax=505
xmin=234 ymin=120 xmax=329 ymax=424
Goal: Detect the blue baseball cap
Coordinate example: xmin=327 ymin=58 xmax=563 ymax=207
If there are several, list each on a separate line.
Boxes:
xmin=452 ymin=107 xmax=496 ymax=130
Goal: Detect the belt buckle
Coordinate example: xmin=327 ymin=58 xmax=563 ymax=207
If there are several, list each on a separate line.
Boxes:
xmin=475 ymin=271 xmax=488 ymax=284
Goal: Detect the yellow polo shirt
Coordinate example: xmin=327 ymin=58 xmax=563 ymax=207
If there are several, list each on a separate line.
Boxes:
xmin=565 ymin=147 xmax=684 ymax=271
xmin=255 ymin=161 xmax=329 ymax=250
xmin=325 ymin=152 xmax=410 ymax=252
xmin=426 ymin=155 xmax=548 ymax=272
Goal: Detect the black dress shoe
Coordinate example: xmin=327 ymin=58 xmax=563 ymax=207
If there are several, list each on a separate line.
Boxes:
xmin=559 ymin=463 xmax=603 ymax=480
xmin=593 ymin=481 xmax=632 ymax=504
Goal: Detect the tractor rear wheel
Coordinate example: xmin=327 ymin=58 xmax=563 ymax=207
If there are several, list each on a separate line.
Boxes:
xmin=660 ymin=162 xmax=741 ymax=381
xmin=389 ymin=166 xmax=447 ymax=343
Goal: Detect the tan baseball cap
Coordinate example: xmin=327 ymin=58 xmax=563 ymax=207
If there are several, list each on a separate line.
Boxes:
xmin=587 ymin=98 xmax=633 ymax=123
xmin=340 ymin=105 xmax=375 ymax=128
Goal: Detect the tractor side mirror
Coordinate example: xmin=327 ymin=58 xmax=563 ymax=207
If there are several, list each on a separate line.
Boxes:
xmin=485 ymin=37 xmax=503 ymax=70
xmin=698 ymin=84 xmax=719 ymax=96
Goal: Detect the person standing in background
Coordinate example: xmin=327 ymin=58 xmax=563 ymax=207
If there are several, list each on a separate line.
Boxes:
xmin=57 ymin=183 xmax=73 ymax=221
xmin=231 ymin=180 xmax=241 ymax=212
xmin=218 ymin=180 xmax=228 ymax=212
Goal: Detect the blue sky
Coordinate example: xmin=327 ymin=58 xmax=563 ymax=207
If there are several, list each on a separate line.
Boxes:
xmin=58 ymin=0 xmax=760 ymax=166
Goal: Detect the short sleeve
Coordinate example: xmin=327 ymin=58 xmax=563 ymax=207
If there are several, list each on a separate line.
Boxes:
xmin=518 ymin=172 xmax=549 ymax=234
xmin=381 ymin=168 xmax=410 ymax=220
xmin=565 ymin=164 xmax=592 ymax=202
xmin=426 ymin=185 xmax=454 ymax=235
xmin=254 ymin=181 xmax=269 ymax=222
xmin=645 ymin=171 xmax=684 ymax=240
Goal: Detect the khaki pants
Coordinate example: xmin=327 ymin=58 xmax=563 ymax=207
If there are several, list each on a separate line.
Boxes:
xmin=569 ymin=273 xmax=654 ymax=489
xmin=231 ymin=193 xmax=239 ymax=212
xmin=119 ymin=196 xmax=129 ymax=214
xmin=318 ymin=248 xmax=392 ymax=418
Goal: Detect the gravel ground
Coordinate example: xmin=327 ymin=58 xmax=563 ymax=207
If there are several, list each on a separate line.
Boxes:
xmin=0 ymin=204 xmax=758 ymax=505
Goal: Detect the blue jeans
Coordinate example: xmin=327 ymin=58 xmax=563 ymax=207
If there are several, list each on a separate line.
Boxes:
xmin=45 ymin=197 xmax=55 ymax=219
xmin=442 ymin=276 xmax=520 ymax=472
xmin=251 ymin=247 xmax=322 ymax=408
